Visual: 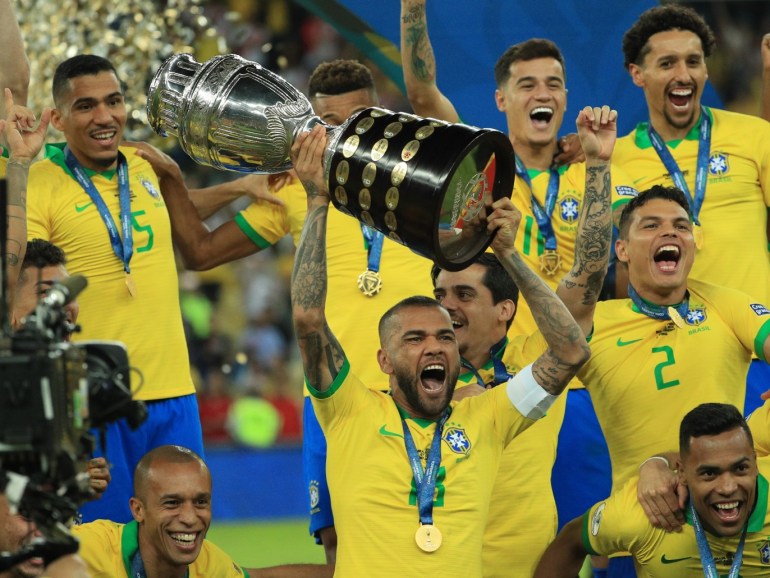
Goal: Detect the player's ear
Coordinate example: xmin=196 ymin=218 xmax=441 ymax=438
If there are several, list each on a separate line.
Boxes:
xmin=129 ymin=497 xmax=145 ymax=523
xmin=377 ymin=348 xmax=393 ymax=374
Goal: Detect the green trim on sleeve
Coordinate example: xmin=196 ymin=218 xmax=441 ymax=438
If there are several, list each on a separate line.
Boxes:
xmin=754 ymin=318 xmax=770 ymax=363
xmin=306 ymin=357 xmax=350 ymax=399
xmin=581 ymin=511 xmax=600 ymax=556
xmin=233 ymin=213 xmax=273 ymax=250
xmin=748 ymin=473 xmax=769 ymax=532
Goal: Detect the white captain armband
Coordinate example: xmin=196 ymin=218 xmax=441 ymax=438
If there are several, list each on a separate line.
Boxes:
xmin=505 ymin=363 xmax=558 ymax=420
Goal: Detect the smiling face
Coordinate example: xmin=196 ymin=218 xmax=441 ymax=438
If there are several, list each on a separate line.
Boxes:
xmin=130 ymin=460 xmax=212 ymax=578
xmin=377 ymin=305 xmax=460 ymax=420
xmin=629 ymin=29 xmax=708 ymax=139
xmin=51 ymin=70 xmax=126 ymax=171
xmin=679 ymin=428 xmax=758 ymax=537
xmin=495 ymin=57 xmax=566 ymax=151
xmin=433 ymin=264 xmax=513 ymax=368
xmin=616 ymin=198 xmax=695 ymax=303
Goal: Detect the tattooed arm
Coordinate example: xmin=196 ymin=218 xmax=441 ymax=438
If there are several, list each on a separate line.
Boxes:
xmin=488 ymin=199 xmax=590 ymax=395
xmin=399 ymin=0 xmax=460 ymax=122
xmin=556 ymin=106 xmax=616 ymax=337
xmin=290 ymin=125 xmax=346 ymax=392
xmin=0 ymin=0 xmax=29 ymax=117
xmin=2 ymin=89 xmax=51 ymax=313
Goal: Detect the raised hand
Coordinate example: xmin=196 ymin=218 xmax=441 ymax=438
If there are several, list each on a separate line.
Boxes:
xmin=575 ymin=105 xmax=617 ymax=162
xmin=1 ymin=88 xmax=51 ymax=161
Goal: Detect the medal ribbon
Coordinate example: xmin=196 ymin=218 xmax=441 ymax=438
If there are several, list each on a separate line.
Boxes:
xmin=513 ymin=154 xmax=560 ymax=251
xmin=402 ymin=410 xmax=449 ymax=526
xmin=461 ymin=336 xmax=510 ymax=388
xmin=130 ymin=549 xmax=189 ymax=578
xmin=627 ymin=284 xmax=689 ymax=323
xmin=647 ymin=106 xmax=711 ymax=226
xmin=689 ymin=501 xmax=746 ymax=578
xmin=361 ymin=224 xmax=384 ymax=274
xmin=64 ymin=147 xmax=133 ymax=274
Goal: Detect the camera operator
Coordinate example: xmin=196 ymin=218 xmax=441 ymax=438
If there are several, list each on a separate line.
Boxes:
xmin=0 ymin=494 xmax=89 ymax=578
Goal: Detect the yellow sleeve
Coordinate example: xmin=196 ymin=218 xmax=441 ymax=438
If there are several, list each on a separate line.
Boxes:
xmin=749 ymin=402 xmax=770 ymax=458
xmin=26 ymin=161 xmax=55 ymax=241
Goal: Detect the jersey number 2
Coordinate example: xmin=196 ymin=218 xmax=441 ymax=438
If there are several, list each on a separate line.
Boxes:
xmin=652 ymin=346 xmax=679 ymax=390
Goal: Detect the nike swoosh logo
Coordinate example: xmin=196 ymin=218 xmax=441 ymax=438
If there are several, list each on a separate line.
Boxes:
xmin=660 ymin=554 xmax=691 ymax=564
xmin=379 ymin=425 xmax=403 ymax=439
xmin=616 ymin=337 xmax=643 ymax=347
xmin=75 ymin=201 xmax=94 ymax=213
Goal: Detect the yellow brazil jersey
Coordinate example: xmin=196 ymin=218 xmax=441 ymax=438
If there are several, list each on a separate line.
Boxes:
xmin=510 ymin=161 xmax=637 ymax=339
xmin=613 ymin=108 xmax=770 ymax=305
xmin=580 ymin=278 xmax=770 ymax=490
xmin=310 ymin=358 xmax=536 ymax=578
xmin=236 ymin=181 xmax=435 ymax=390
xmin=456 ymin=332 xmax=566 ymax=578
xmin=72 ymin=520 xmax=246 ymax=578
xmin=0 ymin=155 xmax=6 ymax=177
xmin=749 ymin=401 xmax=770 ymax=458
xmin=27 ymin=144 xmax=193 ymax=401
xmin=583 ymin=459 xmax=770 ymax=577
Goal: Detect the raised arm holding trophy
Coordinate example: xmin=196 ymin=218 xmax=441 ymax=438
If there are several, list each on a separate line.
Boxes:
xmin=146 ymin=53 xmax=515 ymax=271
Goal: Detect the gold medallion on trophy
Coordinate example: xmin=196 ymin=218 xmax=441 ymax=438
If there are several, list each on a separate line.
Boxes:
xmin=415 ymin=524 xmax=442 ymax=553
xmin=539 ymin=250 xmax=562 ymax=277
xmin=357 ymin=269 xmax=383 ymax=297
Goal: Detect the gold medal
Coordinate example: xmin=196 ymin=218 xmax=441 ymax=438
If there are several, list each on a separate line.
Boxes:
xmin=693 ymin=225 xmax=704 ymax=250
xmin=415 ymin=524 xmax=442 ymax=553
xmin=125 ymin=272 xmax=137 ymax=297
xmin=357 ymin=270 xmax=382 ymax=297
xmin=539 ymin=250 xmax=562 ymax=277
xmin=667 ymin=306 xmax=686 ymax=329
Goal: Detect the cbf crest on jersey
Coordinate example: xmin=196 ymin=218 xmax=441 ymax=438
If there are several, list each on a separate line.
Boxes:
xmin=443 ymin=427 xmax=471 ymax=455
xmin=708 ymin=152 xmax=729 ymax=176
xmin=559 ymin=195 xmax=579 ymax=223
xmin=141 ymin=177 xmax=161 ymax=199
xmin=759 ymin=539 xmax=770 ymax=565
xmin=685 ymin=307 xmax=707 ymax=326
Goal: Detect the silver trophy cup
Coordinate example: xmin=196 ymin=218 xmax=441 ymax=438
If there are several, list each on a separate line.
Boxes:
xmin=147 ymin=53 xmax=514 ymax=271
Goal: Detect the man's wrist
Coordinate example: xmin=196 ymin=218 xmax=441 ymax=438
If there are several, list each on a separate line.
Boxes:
xmin=7 ymin=157 xmax=32 ymax=168
xmin=640 ymin=455 xmax=671 ymax=471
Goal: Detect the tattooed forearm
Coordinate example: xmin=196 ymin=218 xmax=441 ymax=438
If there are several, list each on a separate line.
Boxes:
xmin=402 ymin=3 xmax=434 ymax=84
xmin=500 ymin=251 xmax=589 ymax=391
xmin=564 ymin=162 xmax=611 ymax=301
xmin=292 ymin=205 xmax=328 ymax=311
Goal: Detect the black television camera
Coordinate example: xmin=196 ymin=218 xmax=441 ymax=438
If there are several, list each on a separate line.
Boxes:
xmin=0 ymin=182 xmax=147 ymax=570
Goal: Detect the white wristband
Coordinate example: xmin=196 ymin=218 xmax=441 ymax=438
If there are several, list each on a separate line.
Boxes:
xmin=639 ymin=455 xmax=670 ymax=471
xmin=505 ymin=363 xmax=558 ymax=420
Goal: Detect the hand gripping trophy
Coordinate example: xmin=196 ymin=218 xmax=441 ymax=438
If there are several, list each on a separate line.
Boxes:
xmin=147 ymin=53 xmax=514 ymax=271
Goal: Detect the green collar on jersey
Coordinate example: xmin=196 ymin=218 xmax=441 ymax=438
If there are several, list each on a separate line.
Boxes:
xmin=633 ymin=107 xmax=714 ymax=150
xmin=45 ymin=142 xmax=117 ymax=180
xmin=120 ymin=520 xmax=140 ymax=576
xmin=684 ymin=472 xmax=769 ymax=534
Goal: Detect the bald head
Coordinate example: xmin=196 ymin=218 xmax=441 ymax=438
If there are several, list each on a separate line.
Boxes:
xmin=133 ymin=445 xmax=208 ymax=500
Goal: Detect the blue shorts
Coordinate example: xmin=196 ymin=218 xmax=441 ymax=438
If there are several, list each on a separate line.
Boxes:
xmin=78 ymin=394 xmax=204 ymax=523
xmin=746 ymin=359 xmax=770 ymax=416
xmin=607 ymin=554 xmax=636 ymax=577
xmin=552 ymin=388 xmax=612 ymax=530
xmin=302 ymin=396 xmax=333 ymax=541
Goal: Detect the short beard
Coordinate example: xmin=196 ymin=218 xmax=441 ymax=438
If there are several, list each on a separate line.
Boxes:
xmin=393 ymin=366 xmax=456 ymax=419
xmin=664 ymin=107 xmax=697 ymax=131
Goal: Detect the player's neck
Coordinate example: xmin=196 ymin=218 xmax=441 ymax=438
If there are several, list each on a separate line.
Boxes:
xmin=630 ymin=281 xmax=687 ymax=307
xmin=647 ymin=110 xmax=700 ymax=143
xmin=138 ymin=538 xmax=188 ymax=578
xmin=66 ymin=145 xmax=119 ymax=173
xmin=512 ymin=139 xmax=558 ymax=172
xmin=462 ymin=333 xmax=505 ymax=371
